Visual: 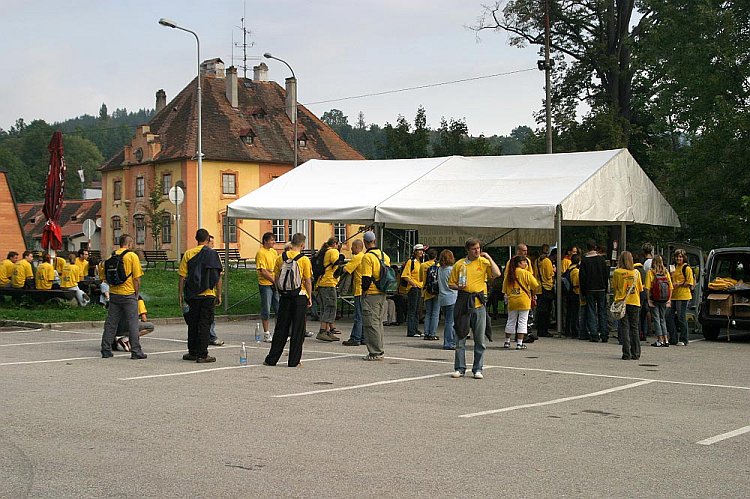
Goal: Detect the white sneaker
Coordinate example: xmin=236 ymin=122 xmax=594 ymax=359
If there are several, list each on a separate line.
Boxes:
xmin=677 ymin=341 xmax=686 ymax=346
xmin=305 ymin=331 xmax=314 ymax=338
xmin=451 ymin=371 xmax=464 ymax=378
xmin=263 ymin=332 xmax=272 ymax=343
xmin=473 ymin=372 xmax=484 ymax=379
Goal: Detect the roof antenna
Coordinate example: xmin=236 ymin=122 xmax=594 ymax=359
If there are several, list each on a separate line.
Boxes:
xmin=233 ymin=0 xmax=259 ymax=79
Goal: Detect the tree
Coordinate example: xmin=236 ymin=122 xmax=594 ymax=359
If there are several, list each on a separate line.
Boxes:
xmin=145 ymin=180 xmax=166 ymax=250
xmin=412 ymin=106 xmax=430 ymax=158
xmin=98 ymin=103 xmax=108 ymax=121
xmin=382 ymin=115 xmax=413 ymax=159
xmin=320 ymin=109 xmax=350 ymax=129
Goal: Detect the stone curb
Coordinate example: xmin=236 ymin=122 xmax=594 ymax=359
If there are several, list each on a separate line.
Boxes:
xmin=2 ymin=313 xmax=261 ymax=330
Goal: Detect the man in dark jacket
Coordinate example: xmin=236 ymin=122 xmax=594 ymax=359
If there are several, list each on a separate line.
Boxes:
xmin=578 ymin=239 xmax=610 ymax=342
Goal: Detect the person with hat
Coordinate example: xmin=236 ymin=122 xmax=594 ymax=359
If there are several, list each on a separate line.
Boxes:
xmin=359 ymin=230 xmax=391 ymax=360
xmin=401 ymin=243 xmax=425 ymax=337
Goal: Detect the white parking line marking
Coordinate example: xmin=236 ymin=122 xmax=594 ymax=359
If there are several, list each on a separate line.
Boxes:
xmin=696 ymin=425 xmax=750 ymax=446
xmin=120 ymin=353 xmax=359 ymax=380
xmin=459 ymin=380 xmax=654 ymax=418
xmin=0 ymin=338 xmax=99 ymax=347
xmin=274 ymin=371 xmax=454 ymax=398
xmin=0 ymin=347 xmax=234 ymax=366
xmin=0 ymin=329 xmax=43 ymax=334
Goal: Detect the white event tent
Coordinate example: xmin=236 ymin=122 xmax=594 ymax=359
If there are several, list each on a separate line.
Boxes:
xmin=227 ymin=148 xmax=679 ymax=245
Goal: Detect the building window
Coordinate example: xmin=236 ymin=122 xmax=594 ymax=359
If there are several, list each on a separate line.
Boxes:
xmin=272 ymin=219 xmax=289 ymax=243
xmin=136 ymin=177 xmax=145 ymax=198
xmin=223 ymin=216 xmax=237 ymax=243
xmin=222 ymin=173 xmax=237 ymax=195
xmin=162 ymin=173 xmax=172 ymax=195
xmin=111 ymin=216 xmax=122 ymax=245
xmin=298 ymin=133 xmax=308 ymax=148
xmin=113 ymin=180 xmax=122 ymax=201
xmin=334 ymin=223 xmax=346 ymax=243
xmin=134 ymin=214 xmax=146 ymax=245
xmin=162 ymin=213 xmax=172 ymax=244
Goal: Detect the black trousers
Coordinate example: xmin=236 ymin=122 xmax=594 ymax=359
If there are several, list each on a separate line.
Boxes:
xmin=185 ymin=296 xmax=215 ymax=358
xmin=265 ymin=294 xmax=307 ymax=367
xmin=564 ymin=294 xmax=580 ymax=337
xmin=536 ymin=288 xmax=555 ymax=336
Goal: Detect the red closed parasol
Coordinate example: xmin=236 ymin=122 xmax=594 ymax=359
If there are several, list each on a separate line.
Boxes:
xmin=41 ymin=131 xmax=66 ymax=250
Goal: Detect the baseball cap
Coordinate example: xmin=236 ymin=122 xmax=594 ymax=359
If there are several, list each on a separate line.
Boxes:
xmin=414 ymin=244 xmax=425 ymax=251
xmin=363 ymin=231 xmax=376 ymax=242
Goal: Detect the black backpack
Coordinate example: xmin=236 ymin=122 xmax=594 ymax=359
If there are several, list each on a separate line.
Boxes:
xmin=424 ymin=264 xmax=440 ymax=295
xmin=367 ymin=248 xmax=396 ymax=292
xmin=105 ymin=250 xmax=131 ymax=285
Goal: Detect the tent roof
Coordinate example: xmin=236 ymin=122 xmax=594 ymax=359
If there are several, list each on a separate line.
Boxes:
xmin=227 ymin=148 xmax=679 ymax=235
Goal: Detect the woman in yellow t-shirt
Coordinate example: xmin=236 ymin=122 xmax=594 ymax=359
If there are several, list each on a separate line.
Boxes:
xmin=502 ymin=255 xmax=539 ymax=349
xmin=612 ymin=251 xmax=643 ymax=360
xmin=669 ymin=249 xmax=695 ymax=346
xmin=645 ymin=255 xmax=673 ymax=348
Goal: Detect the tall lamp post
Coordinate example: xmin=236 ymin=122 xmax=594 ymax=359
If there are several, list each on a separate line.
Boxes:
xmin=159 ymin=17 xmax=203 ymax=229
xmin=263 ymin=52 xmax=305 ymax=237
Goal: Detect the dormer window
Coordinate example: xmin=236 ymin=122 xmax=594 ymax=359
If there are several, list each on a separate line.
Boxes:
xmin=250 ymin=107 xmax=266 ymax=119
xmin=71 ymin=214 xmax=79 ymax=222
xmin=298 ymin=133 xmax=308 ymax=148
xmin=240 ymin=127 xmax=256 ymax=145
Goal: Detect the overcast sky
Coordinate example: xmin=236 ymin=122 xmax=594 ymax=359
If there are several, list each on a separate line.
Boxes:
xmin=1 ymin=0 xmax=546 ymax=137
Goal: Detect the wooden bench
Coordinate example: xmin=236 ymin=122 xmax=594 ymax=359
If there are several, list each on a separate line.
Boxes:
xmin=142 ymin=250 xmax=176 ymax=270
xmin=0 ymin=287 xmax=79 ymax=305
xmin=216 ymin=248 xmax=250 ymax=269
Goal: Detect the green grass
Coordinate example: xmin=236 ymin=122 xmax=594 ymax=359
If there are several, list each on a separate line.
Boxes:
xmin=0 ymin=268 xmax=261 ymax=323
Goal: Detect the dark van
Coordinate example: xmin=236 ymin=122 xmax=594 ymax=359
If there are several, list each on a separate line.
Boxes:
xmin=697 ymin=247 xmax=750 ymax=340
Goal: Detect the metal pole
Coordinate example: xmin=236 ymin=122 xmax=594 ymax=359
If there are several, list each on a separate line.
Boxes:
xmin=195 ymin=33 xmax=203 ymax=229
xmin=175 ymin=197 xmax=180 ymax=263
xmin=224 ymin=216 xmax=230 ymax=312
xmin=621 ymin=222 xmax=627 ymax=256
xmin=556 ymin=205 xmax=563 ymax=334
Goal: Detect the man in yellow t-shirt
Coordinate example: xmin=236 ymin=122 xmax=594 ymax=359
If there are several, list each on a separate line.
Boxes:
xmin=256 ymin=232 xmax=279 ymax=342
xmin=340 ymin=239 xmax=366 ymax=346
xmin=263 ymin=232 xmax=312 ymax=368
xmin=420 ymin=248 xmax=440 ymax=340
xmin=12 ymin=251 xmax=35 ymax=289
xmin=60 ymin=252 xmax=89 ymax=306
xmin=100 ymin=234 xmax=147 ymax=359
xmin=401 ymin=243 xmax=425 ymax=337
xmin=359 ymin=231 xmax=391 ymax=360
xmin=448 ymin=238 xmax=501 ymax=379
xmin=315 ymin=237 xmax=342 ymax=342
xmin=35 ymin=253 xmax=56 ymax=290
xmin=179 ymin=229 xmax=224 ymax=363
xmin=534 ymin=244 xmax=555 ymax=337
xmin=0 ymin=251 xmax=20 ymax=287
xmin=75 ymin=248 xmax=90 ymax=278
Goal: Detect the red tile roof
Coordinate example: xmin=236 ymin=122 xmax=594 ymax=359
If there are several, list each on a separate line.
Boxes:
xmin=17 ymin=199 xmax=101 ymax=239
xmin=101 ymin=74 xmax=363 ymax=171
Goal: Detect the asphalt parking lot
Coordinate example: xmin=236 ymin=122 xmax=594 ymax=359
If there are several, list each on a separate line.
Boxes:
xmin=1 ymin=318 xmax=748 ymax=498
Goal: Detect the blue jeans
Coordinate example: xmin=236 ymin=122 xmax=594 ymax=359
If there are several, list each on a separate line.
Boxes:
xmin=350 ymin=296 xmax=364 ymax=343
xmin=209 ymin=320 xmax=217 ymax=341
xmin=406 ymin=287 xmax=421 ymax=336
xmin=259 ymin=284 xmax=279 ymax=320
xmin=585 ymin=291 xmax=608 ymax=340
xmin=454 ymin=305 xmax=487 ymax=374
xmin=424 ymin=298 xmax=439 ymax=337
xmin=442 ymin=304 xmax=456 ymax=348
xmin=667 ymin=300 xmax=689 ymax=344
xmin=650 ymin=302 xmax=668 ymax=337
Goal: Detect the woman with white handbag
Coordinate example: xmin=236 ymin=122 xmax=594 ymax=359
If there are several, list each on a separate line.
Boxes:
xmin=611 ymin=251 xmax=643 ymax=360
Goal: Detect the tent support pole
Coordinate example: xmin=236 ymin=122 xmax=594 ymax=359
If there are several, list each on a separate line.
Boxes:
xmin=556 ymin=205 xmax=562 ymax=334
xmin=224 ymin=217 xmax=230 ymax=312
xmin=621 ymin=222 xmax=627 ymax=255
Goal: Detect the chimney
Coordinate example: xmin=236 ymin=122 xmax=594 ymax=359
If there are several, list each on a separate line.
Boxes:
xmin=200 ymin=58 xmax=225 ymax=77
xmin=225 ymin=66 xmax=238 ymax=108
xmin=285 ymin=76 xmax=297 ymax=124
xmin=155 ymin=89 xmax=166 ymax=112
xmin=253 ymin=62 xmax=268 ymax=81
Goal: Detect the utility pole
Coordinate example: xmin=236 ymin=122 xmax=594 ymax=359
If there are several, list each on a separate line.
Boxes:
xmin=537 ymin=0 xmax=554 ymax=154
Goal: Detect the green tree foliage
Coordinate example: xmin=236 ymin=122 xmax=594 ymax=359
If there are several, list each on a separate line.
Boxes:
xmin=145 ymin=180 xmax=166 ymax=250
xmin=320 ymin=109 xmax=385 ymax=159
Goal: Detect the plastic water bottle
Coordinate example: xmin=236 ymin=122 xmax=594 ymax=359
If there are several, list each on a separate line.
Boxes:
xmin=254 ymin=323 xmax=261 ymax=344
xmin=458 ymin=263 xmax=468 ymax=287
xmin=239 ymin=342 xmax=248 ymax=366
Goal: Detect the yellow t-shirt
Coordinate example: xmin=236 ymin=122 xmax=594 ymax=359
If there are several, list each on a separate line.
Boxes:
xmin=343 ymin=252 xmax=364 ymax=297
xmin=12 ymin=260 xmax=34 ymax=288
xmin=35 ymin=262 xmax=55 ymax=290
xmin=60 ymin=263 xmax=82 ymax=289
xmin=109 ymin=249 xmax=143 ymax=296
xmin=644 ymin=269 xmax=673 ymax=301
xmin=420 ymin=259 xmax=437 ymax=300
xmin=448 ymin=257 xmax=494 ymax=307
xmin=0 ymin=259 xmax=15 ymax=286
xmin=255 ymin=246 xmax=278 ymax=286
xmin=536 ymin=256 xmax=554 ymax=292
xmin=273 ymin=250 xmax=312 ymax=297
xmin=570 ymin=266 xmax=587 ymax=305
xmin=138 ymin=298 xmax=147 ymax=316
xmin=54 ymin=257 xmax=66 ymax=275
xmin=400 ymin=258 xmax=422 ymax=292
xmin=502 ymin=257 xmax=532 ymax=293
xmin=317 ymin=248 xmax=340 ymax=288
xmin=75 ymin=257 xmax=89 ymax=277
xmin=359 ymin=248 xmax=391 ymax=296
xmin=671 ymin=263 xmax=694 ymax=301
xmin=612 ymin=268 xmax=643 ymax=306
xmin=502 ymin=267 xmax=539 ymax=311
xmin=561 ymin=257 xmax=572 ymax=274
xmin=179 ymin=246 xmax=217 ymax=297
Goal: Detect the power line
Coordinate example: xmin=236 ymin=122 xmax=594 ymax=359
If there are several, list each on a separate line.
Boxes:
xmin=303 ymin=67 xmax=537 ymax=106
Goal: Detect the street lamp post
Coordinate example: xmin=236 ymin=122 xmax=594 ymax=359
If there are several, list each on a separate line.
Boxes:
xmin=264 ymin=52 xmax=304 ymax=236
xmin=159 ymin=17 xmax=203 ymax=229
